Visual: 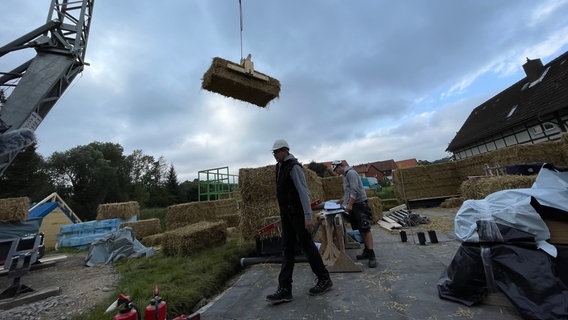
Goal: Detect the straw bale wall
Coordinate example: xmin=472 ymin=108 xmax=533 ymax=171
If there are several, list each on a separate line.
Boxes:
xmin=166 ymin=198 xmax=239 ymax=230
xmin=238 ymin=164 xmax=324 ymax=240
xmin=394 ymin=135 xmax=568 ymax=201
xmin=161 ymin=220 xmax=227 ymax=257
xmin=96 ymin=201 xmax=139 ymax=220
xmin=393 ymin=162 xmax=460 ymax=200
xmin=322 ymin=176 xmax=343 ymax=201
xmin=120 ymin=218 xmax=161 ymax=240
xmin=0 ymin=197 xmax=29 ymax=223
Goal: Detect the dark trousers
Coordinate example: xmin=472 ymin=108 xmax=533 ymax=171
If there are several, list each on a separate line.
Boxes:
xmin=278 ymin=213 xmax=329 ymax=291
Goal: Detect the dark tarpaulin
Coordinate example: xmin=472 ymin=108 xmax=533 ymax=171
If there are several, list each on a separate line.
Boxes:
xmin=438 ymin=224 xmax=568 ymax=320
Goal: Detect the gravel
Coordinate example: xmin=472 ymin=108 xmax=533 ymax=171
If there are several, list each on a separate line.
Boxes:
xmin=0 ymin=252 xmax=120 ymax=320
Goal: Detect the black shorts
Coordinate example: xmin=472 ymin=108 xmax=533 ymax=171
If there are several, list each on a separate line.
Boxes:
xmin=349 ymin=200 xmax=373 ymax=232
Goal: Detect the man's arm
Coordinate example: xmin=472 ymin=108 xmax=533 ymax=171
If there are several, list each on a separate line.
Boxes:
xmin=290 ymin=165 xmax=313 ymax=220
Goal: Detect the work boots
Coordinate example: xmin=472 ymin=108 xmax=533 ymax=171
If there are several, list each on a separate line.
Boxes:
xmin=309 ymin=278 xmax=333 ymax=296
xmin=266 ymin=287 xmax=293 ymax=304
xmin=357 ymin=248 xmax=377 ymax=268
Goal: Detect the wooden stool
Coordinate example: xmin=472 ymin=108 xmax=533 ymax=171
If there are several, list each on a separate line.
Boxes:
xmin=318 ymin=212 xmax=362 ymax=273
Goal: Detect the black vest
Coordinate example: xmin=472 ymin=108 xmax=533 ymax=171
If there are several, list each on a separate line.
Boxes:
xmin=276 ymin=158 xmax=303 ymax=215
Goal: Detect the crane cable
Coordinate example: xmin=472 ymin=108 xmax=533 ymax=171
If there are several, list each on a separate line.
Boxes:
xmin=239 ymin=0 xmax=244 ymax=62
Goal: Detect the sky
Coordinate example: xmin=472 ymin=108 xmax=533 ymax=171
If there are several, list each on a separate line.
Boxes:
xmin=2 ymin=0 xmax=568 ymax=182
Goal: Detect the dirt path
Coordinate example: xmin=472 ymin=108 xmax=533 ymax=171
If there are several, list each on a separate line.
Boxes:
xmin=0 ymin=252 xmax=120 ymax=320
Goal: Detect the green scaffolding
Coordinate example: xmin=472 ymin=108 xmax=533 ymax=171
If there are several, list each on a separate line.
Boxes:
xmin=198 ymin=166 xmax=238 ymax=201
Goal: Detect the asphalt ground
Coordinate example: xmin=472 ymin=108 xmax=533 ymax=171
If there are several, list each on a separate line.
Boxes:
xmin=198 ymin=208 xmax=523 ymax=320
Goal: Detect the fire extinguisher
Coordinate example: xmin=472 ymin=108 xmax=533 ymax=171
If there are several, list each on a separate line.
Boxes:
xmin=108 ymin=294 xmax=141 ymax=320
xmin=144 ymin=283 xmax=167 ymax=320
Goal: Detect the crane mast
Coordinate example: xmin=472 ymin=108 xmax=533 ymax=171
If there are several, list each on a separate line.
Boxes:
xmin=0 ymin=0 xmax=95 ymax=176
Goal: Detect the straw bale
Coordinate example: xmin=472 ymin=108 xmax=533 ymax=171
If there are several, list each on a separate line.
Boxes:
xmin=440 ymin=197 xmax=465 ymax=208
xmin=393 ymin=162 xmax=460 ymax=201
xmin=120 ymin=218 xmax=161 ymax=240
xmin=238 ymin=164 xmax=324 ymax=240
xmin=0 ymin=197 xmax=30 ymax=223
xmin=96 ymin=201 xmax=139 ymax=220
xmin=367 ymin=197 xmax=383 ymax=223
xmin=322 ymin=176 xmax=343 ymax=201
xmin=162 ymin=220 xmax=227 ymax=257
xmin=166 ymin=198 xmax=238 ymax=230
xmin=460 ymin=175 xmax=536 ymax=200
xmin=218 ymin=213 xmax=240 ymax=228
xmin=202 ymin=57 xmax=280 ymax=108
xmin=141 ymin=233 xmax=165 ymax=247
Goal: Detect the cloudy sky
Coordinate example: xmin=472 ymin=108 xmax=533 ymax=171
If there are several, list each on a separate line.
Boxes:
xmin=2 ymin=0 xmax=568 ymax=182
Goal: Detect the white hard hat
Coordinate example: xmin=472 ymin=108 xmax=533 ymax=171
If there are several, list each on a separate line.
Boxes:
xmin=331 ymin=160 xmax=343 ymax=171
xmin=272 ymin=139 xmax=289 ymax=151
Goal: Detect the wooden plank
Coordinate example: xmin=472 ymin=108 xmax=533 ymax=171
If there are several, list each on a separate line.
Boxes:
xmin=378 ymin=220 xmax=400 ymax=230
xmin=382 ymin=216 xmax=403 ymax=228
xmin=0 ymin=286 xmax=61 ymax=310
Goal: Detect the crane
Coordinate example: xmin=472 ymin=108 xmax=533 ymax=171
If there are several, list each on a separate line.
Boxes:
xmin=0 ymin=0 xmax=95 ymax=177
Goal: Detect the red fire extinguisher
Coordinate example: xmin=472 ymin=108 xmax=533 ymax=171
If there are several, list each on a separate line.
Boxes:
xmin=109 ymin=294 xmax=141 ymax=320
xmin=144 ymin=283 xmax=167 ymax=320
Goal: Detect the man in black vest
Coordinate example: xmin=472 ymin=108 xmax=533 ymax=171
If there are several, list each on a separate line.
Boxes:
xmin=266 ymin=139 xmax=332 ymax=304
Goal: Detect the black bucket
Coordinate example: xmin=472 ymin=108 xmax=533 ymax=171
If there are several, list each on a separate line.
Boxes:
xmin=417 ymin=232 xmax=426 ymax=245
xmin=428 ymin=230 xmax=438 ymax=244
xmin=399 ymin=230 xmax=407 ymax=242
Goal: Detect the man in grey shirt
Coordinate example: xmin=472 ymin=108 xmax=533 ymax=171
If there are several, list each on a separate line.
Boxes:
xmin=332 ymin=160 xmax=377 ymax=268
xmin=266 ymin=139 xmax=332 ymax=304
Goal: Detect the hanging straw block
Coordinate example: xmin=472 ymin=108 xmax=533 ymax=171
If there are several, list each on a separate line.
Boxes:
xmin=202 ymin=57 xmax=281 ymax=107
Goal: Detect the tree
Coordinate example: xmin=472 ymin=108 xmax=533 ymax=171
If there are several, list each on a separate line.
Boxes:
xmin=164 ymin=164 xmax=180 ymax=204
xmin=307 ymin=161 xmax=333 ymax=178
xmin=0 ymin=143 xmax=54 ymax=200
xmin=46 ymin=142 xmax=125 ymax=220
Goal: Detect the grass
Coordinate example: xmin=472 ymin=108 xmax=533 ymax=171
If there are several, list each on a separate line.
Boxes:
xmin=72 ymin=208 xmax=256 ymax=320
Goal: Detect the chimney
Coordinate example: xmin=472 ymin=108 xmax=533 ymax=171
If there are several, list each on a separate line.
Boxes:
xmin=522 ymin=57 xmax=544 ymax=82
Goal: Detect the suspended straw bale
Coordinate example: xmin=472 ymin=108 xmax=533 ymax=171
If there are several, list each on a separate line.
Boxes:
xmin=238 ymin=164 xmax=324 ymax=240
xmin=322 ymin=176 xmax=343 ymax=201
xmin=460 ymin=175 xmax=536 ymax=200
xmin=162 ymin=220 xmax=227 ymax=257
xmin=96 ymin=201 xmax=139 ymax=220
xmin=202 ymin=57 xmax=281 ymax=108
xmin=141 ymin=233 xmax=165 ymax=247
xmin=367 ymin=197 xmax=383 ymax=223
xmin=393 ymin=162 xmax=460 ymax=201
xmin=0 ymin=197 xmax=30 ymax=223
xmin=166 ymin=198 xmax=238 ymax=230
xmin=120 ymin=218 xmax=161 ymax=240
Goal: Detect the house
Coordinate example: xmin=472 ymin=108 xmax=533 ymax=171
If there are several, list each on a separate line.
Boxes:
xmin=371 ymin=159 xmax=398 ymax=180
xmin=395 ymin=158 xmax=418 ymax=169
xmin=352 ymin=163 xmax=384 ymax=181
xmin=27 ymin=192 xmax=82 ymax=248
xmin=447 ymin=51 xmax=568 ymax=160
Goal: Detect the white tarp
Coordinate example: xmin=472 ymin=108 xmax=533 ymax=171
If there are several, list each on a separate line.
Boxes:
xmin=455 ymin=164 xmax=568 ymax=257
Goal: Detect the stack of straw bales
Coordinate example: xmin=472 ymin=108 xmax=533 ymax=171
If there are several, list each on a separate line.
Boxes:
xmin=161 ymin=220 xmax=227 ymax=257
xmin=0 ymin=197 xmax=30 ymax=223
xmin=238 ymin=165 xmax=324 ymax=240
xmin=96 ymin=201 xmax=139 ymax=220
xmin=166 ymin=198 xmax=239 ymax=230
xmin=459 ymin=175 xmax=537 ymax=200
xmin=321 ymin=176 xmax=343 ymax=201
xmin=394 ymin=135 xmax=568 ymax=202
xmin=120 ymin=218 xmax=161 ymax=240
